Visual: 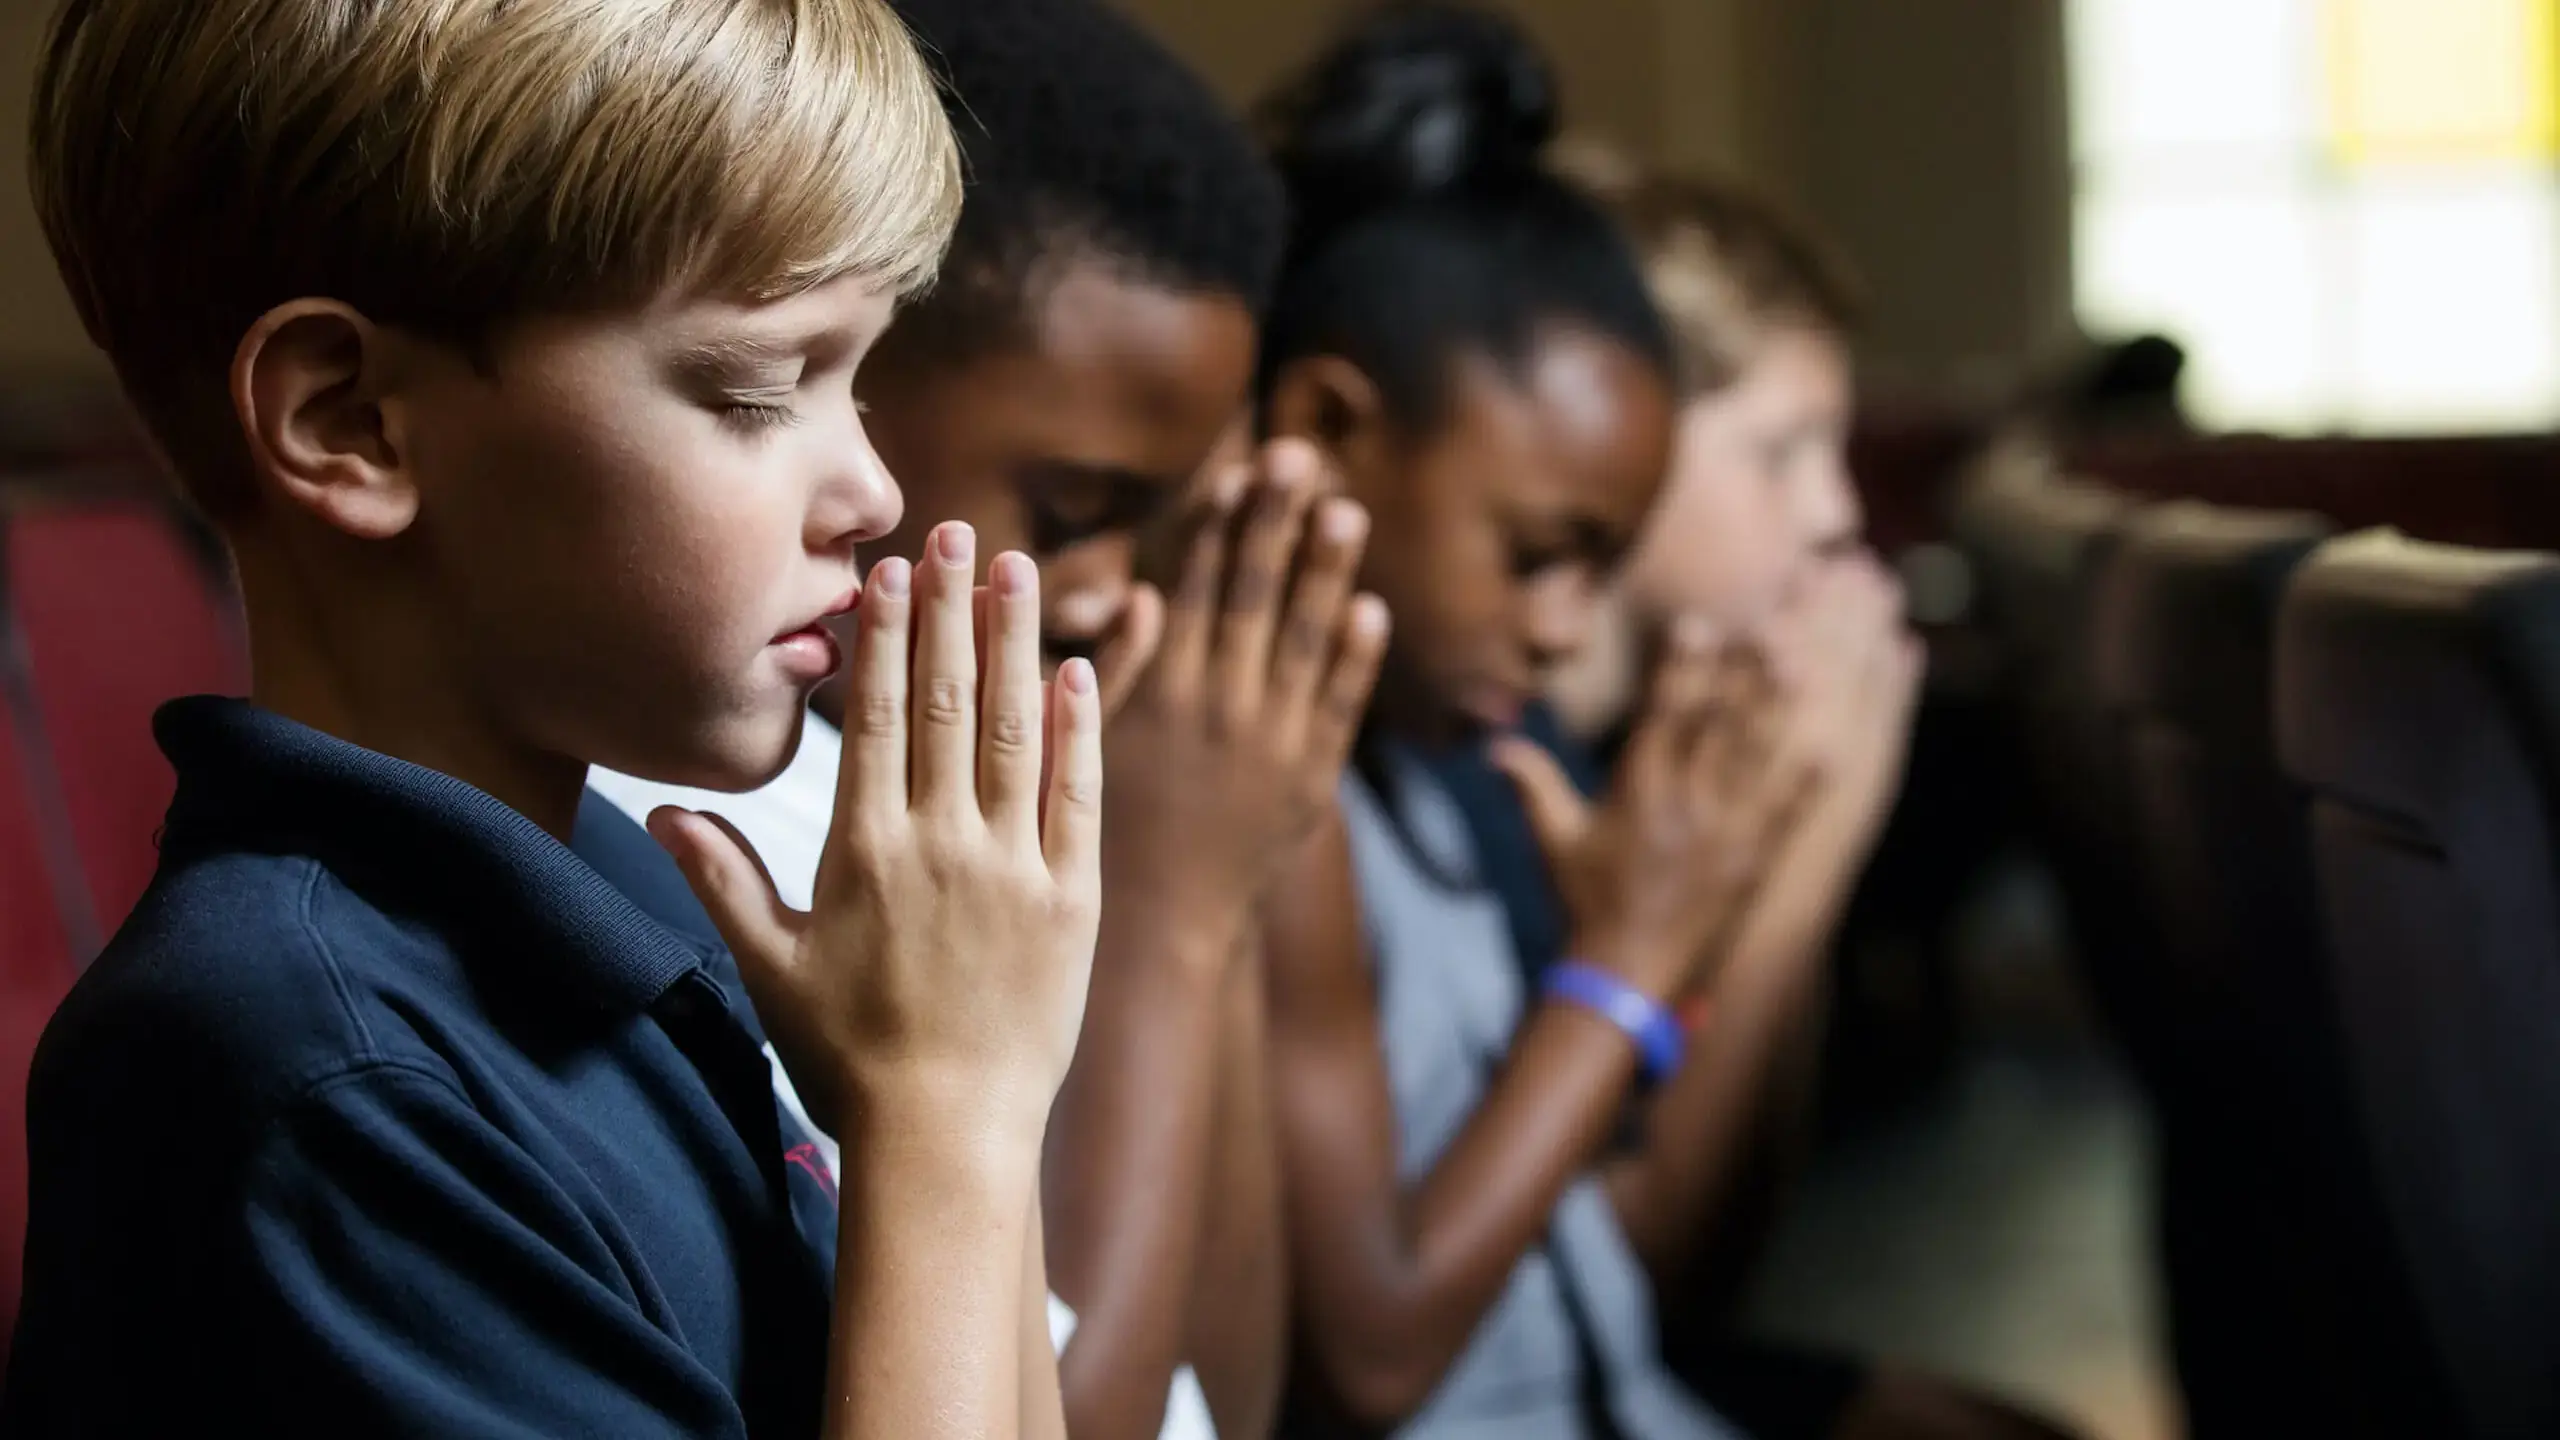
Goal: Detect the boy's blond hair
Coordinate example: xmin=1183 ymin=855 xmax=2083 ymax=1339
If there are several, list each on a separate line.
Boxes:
xmin=1554 ymin=139 xmax=1860 ymax=397
xmin=31 ymin=0 xmax=963 ymax=513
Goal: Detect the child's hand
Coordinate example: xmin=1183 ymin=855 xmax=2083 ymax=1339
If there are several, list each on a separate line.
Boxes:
xmin=1492 ymin=626 xmax=1818 ymax=1000
xmin=653 ymin=522 xmax=1104 ymax=1146
xmin=1104 ymin=439 xmax=1391 ymax=957
xmin=1086 ymin=587 xmax=1169 ymax=727
xmin=1761 ymin=551 xmax=1923 ymax=854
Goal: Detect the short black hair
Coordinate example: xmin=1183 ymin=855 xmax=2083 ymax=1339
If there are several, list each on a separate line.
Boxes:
xmin=1255 ymin=2 xmax=1672 ymax=430
xmin=888 ymin=0 xmax=1287 ymax=363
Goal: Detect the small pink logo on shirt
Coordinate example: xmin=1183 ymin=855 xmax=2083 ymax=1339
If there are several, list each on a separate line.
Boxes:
xmin=784 ymin=1143 xmax=837 ymax=1201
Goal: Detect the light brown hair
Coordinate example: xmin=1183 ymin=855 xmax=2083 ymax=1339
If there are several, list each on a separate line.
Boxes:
xmin=1556 ymin=140 xmax=1861 ymax=396
xmin=31 ymin=0 xmax=963 ymax=510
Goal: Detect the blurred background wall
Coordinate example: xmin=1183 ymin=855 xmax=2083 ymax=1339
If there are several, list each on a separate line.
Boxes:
xmin=0 ymin=0 xmax=2081 ymax=404
xmin=1 ymin=3 xmax=97 ymax=377
xmin=1109 ymin=0 xmax=2077 ymax=403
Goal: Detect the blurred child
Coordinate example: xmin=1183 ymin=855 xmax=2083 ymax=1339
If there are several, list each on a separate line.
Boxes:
xmin=1246 ymin=6 xmax=1800 ymax=1436
xmin=1453 ymin=159 xmax=2078 ymax=1440
xmin=1524 ymin=159 xmax=1917 ymax=1313
xmin=1249 ymin=7 xmax=2077 ymax=1436
xmin=1545 ymin=160 xmax=1893 ymax=751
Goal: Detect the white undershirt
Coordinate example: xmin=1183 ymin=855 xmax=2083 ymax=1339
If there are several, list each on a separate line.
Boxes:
xmin=591 ymin=721 xmax=1220 ymax=1440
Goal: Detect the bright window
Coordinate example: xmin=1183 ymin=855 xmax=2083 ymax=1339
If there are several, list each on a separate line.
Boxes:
xmin=2069 ymin=0 xmax=2560 ymax=432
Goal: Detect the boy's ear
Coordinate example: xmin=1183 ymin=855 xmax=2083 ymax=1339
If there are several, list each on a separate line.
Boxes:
xmin=232 ymin=299 xmax=420 ymax=541
xmin=1264 ymin=354 xmax=1390 ymax=481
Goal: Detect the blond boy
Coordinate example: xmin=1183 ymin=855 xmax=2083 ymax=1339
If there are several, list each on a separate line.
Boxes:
xmin=6 ymin=3 xmax=1095 ymax=1436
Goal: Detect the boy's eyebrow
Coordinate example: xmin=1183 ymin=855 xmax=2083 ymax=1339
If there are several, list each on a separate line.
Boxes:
xmin=668 ymin=334 xmax=818 ymax=372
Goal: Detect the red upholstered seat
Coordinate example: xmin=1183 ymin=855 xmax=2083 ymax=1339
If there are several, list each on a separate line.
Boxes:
xmin=6 ymin=502 xmax=244 ymax=935
xmin=0 ymin=646 xmax=76 ymax=1369
xmin=0 ymin=494 xmax=241 ymax=1365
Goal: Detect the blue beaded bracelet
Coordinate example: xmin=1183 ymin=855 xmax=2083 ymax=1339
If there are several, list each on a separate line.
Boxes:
xmin=1542 ymin=961 xmax=1686 ymax=1083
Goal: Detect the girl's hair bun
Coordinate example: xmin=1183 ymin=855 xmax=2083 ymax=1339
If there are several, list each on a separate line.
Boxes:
xmin=1262 ymin=2 xmax=1558 ymax=233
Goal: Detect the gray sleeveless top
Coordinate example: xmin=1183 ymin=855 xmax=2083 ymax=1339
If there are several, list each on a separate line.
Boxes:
xmin=1340 ymin=749 xmax=1745 ymax=1440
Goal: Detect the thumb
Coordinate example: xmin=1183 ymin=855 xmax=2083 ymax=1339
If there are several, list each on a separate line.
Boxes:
xmin=647 ymin=807 xmax=802 ymax=986
xmin=1488 ymin=736 xmax=1592 ymax=868
xmin=1092 ymin=583 xmax=1167 ymax=722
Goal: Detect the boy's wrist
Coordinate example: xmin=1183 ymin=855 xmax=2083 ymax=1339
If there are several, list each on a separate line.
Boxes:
xmin=836 ymin=1118 xmax=1042 ymax=1217
xmin=840 ymin=1059 xmax=1054 ymax=1174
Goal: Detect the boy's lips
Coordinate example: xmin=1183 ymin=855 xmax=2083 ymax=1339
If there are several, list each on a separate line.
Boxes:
xmin=771 ymin=588 xmax=862 ymax=679
xmin=775 ymin=587 xmax=862 ymax=643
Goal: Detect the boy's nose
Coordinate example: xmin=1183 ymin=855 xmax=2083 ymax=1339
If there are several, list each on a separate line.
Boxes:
xmin=1804 ymin=461 xmax=1866 ymax=555
xmin=812 ymin=436 xmax=906 ymax=552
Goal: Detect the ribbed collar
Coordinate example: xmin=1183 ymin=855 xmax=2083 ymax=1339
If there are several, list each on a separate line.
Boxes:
xmin=154 ymin=696 xmax=705 ymax=1014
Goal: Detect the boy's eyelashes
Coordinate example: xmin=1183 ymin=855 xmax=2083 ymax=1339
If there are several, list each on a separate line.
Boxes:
xmin=718 ymin=399 xmax=803 ymax=435
xmin=709 ymin=385 xmax=870 ymax=438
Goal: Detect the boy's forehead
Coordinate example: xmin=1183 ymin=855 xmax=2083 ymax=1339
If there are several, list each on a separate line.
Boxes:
xmin=481 ymin=275 xmax=908 ymax=406
xmin=654 ymin=274 xmax=903 ymax=353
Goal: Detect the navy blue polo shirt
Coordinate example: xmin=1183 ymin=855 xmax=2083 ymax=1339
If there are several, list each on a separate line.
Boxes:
xmin=3 ymin=698 xmax=839 ymax=1437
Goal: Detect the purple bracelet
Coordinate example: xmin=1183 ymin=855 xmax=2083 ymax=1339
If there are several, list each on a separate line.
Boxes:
xmin=1542 ymin=961 xmax=1686 ymax=1082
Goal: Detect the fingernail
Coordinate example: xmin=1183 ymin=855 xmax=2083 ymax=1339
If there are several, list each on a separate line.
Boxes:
xmin=874 ymin=556 xmax=911 ymax=598
xmin=1322 ymin=500 xmax=1369 ymax=543
xmin=1062 ymin=658 xmax=1096 ymax=695
xmin=993 ymin=551 xmax=1034 ymax=596
xmin=937 ymin=523 xmax=975 ymax=567
xmin=1351 ymin=595 xmax=1389 ymax=638
xmin=1267 ymin=439 xmax=1317 ymax=488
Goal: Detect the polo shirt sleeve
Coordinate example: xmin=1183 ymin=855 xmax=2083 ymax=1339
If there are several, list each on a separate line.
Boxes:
xmin=238 ymin=1062 xmax=751 ymax=1438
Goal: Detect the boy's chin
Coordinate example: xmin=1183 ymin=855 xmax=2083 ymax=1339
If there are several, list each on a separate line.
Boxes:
xmin=606 ymin=705 xmax=811 ymax=796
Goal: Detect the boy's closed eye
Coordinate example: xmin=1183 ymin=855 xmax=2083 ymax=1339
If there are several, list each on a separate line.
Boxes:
xmin=715 ymin=386 xmax=805 ymax=433
xmin=673 ymin=329 xmax=880 ymax=435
